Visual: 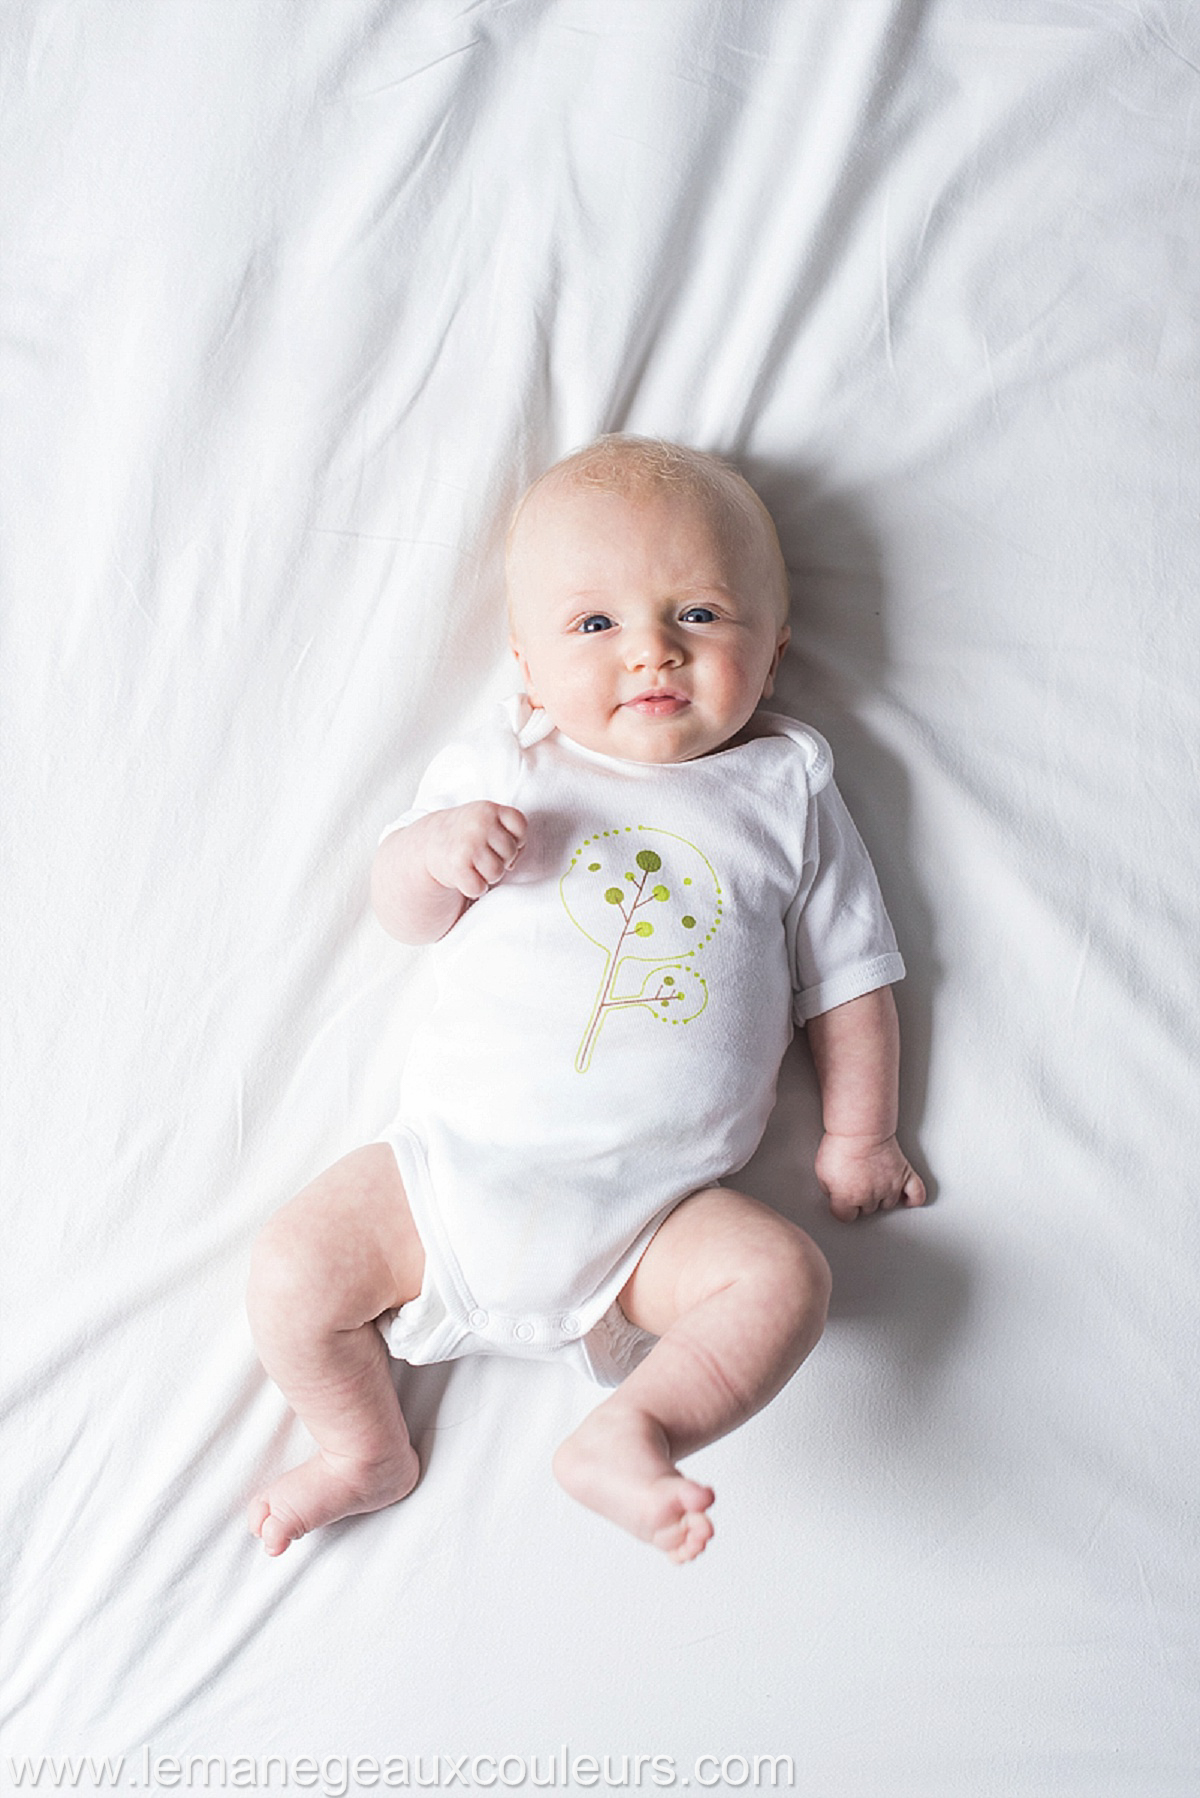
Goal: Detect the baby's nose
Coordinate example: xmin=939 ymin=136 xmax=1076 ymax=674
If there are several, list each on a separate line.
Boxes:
xmin=626 ymin=624 xmax=682 ymax=669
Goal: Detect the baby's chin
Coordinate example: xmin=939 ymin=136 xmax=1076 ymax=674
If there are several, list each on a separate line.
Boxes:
xmin=555 ymin=707 xmax=743 ymax=764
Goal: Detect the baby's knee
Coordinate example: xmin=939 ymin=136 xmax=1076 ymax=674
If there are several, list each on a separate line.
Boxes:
xmin=246 ymin=1204 xmax=332 ymax=1327
xmin=792 ymin=1227 xmax=832 ymax=1323
xmin=745 ymin=1219 xmax=831 ymax=1334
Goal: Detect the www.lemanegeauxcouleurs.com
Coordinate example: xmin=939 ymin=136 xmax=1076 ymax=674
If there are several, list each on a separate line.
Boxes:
xmin=7 ymin=1747 xmax=799 ymax=1793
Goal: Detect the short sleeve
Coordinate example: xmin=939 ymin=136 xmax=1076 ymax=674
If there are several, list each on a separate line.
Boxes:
xmin=787 ymin=767 xmax=906 ymax=1024
xmin=377 ymin=702 xmax=525 ymax=845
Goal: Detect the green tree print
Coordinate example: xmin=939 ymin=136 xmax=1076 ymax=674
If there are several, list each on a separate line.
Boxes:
xmin=559 ymin=826 xmax=723 ymax=1072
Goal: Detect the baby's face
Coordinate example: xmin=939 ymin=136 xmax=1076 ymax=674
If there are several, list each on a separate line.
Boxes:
xmin=507 ymin=482 xmax=789 ymax=764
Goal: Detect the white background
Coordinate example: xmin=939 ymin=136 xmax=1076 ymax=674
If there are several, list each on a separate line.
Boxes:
xmin=2 ymin=3 xmax=1198 ymax=1793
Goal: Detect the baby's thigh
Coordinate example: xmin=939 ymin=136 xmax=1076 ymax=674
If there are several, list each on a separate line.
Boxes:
xmin=618 ymin=1186 xmax=826 ymax=1338
xmin=252 ymin=1142 xmax=424 ymax=1321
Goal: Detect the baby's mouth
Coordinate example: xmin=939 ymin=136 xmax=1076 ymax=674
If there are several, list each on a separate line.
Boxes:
xmin=625 ymin=689 xmax=690 ymax=716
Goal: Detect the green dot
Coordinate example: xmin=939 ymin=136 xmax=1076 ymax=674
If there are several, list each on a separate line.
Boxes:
xmin=684 ymin=877 xmax=692 ymax=885
xmin=652 ymin=885 xmax=669 ymax=901
xmin=605 ymin=888 xmax=624 ymax=905
xmin=664 ymin=975 xmax=675 ymax=986
xmin=625 ymin=871 xmax=635 ymax=882
xmin=635 ymin=849 xmax=662 ymax=873
xmin=633 ymin=921 xmax=654 ymax=937
xmin=588 ymin=862 xmax=600 ymax=872
xmin=681 ymin=915 xmax=696 ymax=929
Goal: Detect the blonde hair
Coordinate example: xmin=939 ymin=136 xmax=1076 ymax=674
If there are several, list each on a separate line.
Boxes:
xmin=506 ymin=434 xmax=789 ymax=622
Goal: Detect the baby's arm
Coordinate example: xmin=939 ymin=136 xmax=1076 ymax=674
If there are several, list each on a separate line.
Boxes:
xmin=805 ymin=987 xmax=926 ymax=1221
xmin=370 ymin=802 xmax=526 ymax=943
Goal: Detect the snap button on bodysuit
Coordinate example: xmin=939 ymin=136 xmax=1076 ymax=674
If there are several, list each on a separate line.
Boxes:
xmin=467 ymin=1308 xmax=488 ymax=1329
xmin=514 ymin=1321 xmax=535 ymax=1342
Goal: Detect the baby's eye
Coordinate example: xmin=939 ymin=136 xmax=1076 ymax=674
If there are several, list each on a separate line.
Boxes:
xmin=577 ymin=614 xmax=615 ymax=633
xmin=679 ymin=606 xmax=718 ymax=624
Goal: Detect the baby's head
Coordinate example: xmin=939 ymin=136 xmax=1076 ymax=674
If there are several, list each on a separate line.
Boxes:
xmin=506 ymin=436 xmax=790 ymax=764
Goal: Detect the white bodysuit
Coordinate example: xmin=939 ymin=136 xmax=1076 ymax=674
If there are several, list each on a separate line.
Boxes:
xmin=377 ymin=699 xmax=904 ymax=1385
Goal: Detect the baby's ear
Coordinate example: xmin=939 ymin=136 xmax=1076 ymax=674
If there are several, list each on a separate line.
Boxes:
xmin=761 ymin=625 xmax=790 ymax=697
xmin=510 ymin=640 xmax=540 ymax=707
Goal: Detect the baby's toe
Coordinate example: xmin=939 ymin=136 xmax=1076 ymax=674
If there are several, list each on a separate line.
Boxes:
xmin=655 ymin=1508 xmax=714 ymax=1564
xmin=650 ymin=1480 xmax=714 ymax=1562
xmin=247 ymin=1491 xmax=303 ymax=1554
xmin=259 ymin=1507 xmax=303 ymax=1557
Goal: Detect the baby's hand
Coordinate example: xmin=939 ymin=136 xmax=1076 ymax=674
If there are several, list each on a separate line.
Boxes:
xmin=816 ymin=1131 xmax=926 ymax=1223
xmin=422 ymin=801 xmax=527 ymax=901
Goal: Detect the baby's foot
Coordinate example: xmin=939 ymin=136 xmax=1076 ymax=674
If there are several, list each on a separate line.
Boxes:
xmin=552 ymin=1405 xmax=714 ymax=1564
xmin=248 ymin=1442 xmax=420 ymax=1556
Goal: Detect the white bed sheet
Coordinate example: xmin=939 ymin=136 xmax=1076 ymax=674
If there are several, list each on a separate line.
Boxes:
xmin=3 ymin=2 xmax=1198 ymax=1793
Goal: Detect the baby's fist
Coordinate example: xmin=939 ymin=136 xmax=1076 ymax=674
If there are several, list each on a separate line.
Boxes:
xmin=424 ymin=801 xmax=527 ymax=900
xmin=816 ymin=1132 xmax=926 ymax=1223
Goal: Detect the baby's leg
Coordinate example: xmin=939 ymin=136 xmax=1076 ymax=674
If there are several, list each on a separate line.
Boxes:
xmin=553 ymin=1189 xmax=830 ymax=1564
xmin=246 ymin=1142 xmax=425 ymax=1556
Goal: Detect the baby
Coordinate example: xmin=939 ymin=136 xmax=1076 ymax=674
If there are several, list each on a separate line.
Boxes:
xmin=247 ymin=435 xmax=925 ymax=1564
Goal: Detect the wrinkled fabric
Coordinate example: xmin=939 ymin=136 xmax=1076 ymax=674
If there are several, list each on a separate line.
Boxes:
xmin=2 ymin=2 xmax=1198 ymax=1788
